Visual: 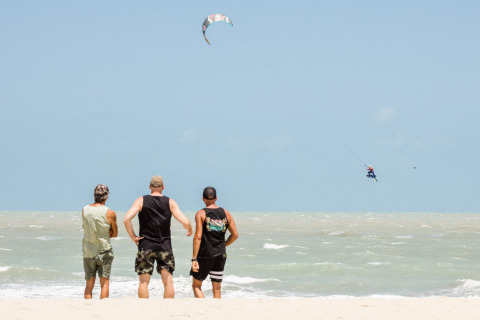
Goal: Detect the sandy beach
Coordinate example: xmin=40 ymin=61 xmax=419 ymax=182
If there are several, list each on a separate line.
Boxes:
xmin=1 ymin=297 xmax=480 ymax=320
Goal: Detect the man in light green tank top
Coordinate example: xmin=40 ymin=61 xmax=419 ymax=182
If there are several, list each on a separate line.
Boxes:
xmin=82 ymin=184 xmax=118 ymax=299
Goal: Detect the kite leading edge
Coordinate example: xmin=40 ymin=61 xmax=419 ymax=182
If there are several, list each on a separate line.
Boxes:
xmin=202 ymin=13 xmax=233 ymax=45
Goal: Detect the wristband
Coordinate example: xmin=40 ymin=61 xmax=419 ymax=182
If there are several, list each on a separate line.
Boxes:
xmin=191 ymin=258 xmax=197 ymax=262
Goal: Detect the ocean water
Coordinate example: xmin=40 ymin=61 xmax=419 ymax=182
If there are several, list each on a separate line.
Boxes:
xmin=1 ymin=211 xmax=480 ymax=299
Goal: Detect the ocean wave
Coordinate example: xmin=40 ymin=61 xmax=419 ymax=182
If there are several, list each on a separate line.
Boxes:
xmin=436 ymin=279 xmax=480 ymax=297
xmin=263 ymin=243 xmax=289 ymax=250
xmin=35 ymin=236 xmax=62 ymax=241
xmin=294 ymin=246 xmax=308 ymax=249
xmin=328 ymin=231 xmax=345 ymax=236
xmin=0 ymin=248 xmax=12 ymax=251
xmin=394 ymin=235 xmax=413 ymax=239
xmin=314 ymin=262 xmax=344 ymax=266
xmin=366 ymin=262 xmax=391 ymax=266
xmin=0 ymin=266 xmax=11 ymax=272
xmin=224 ymin=275 xmax=280 ymax=284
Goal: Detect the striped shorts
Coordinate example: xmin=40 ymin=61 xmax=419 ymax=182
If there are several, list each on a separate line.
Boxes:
xmin=190 ymin=253 xmax=227 ymax=282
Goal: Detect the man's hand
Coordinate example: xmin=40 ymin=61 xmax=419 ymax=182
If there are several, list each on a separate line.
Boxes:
xmin=132 ymin=236 xmax=144 ymax=246
xmin=192 ymin=260 xmax=199 ymax=272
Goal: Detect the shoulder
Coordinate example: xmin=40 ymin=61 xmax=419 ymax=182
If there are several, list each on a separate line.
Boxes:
xmin=195 ymin=209 xmax=206 ymax=216
xmin=195 ymin=210 xmax=206 ymax=223
xmin=224 ymin=209 xmax=234 ymax=221
xmin=106 ymin=208 xmax=116 ymax=218
xmin=129 ymin=196 xmax=144 ymax=211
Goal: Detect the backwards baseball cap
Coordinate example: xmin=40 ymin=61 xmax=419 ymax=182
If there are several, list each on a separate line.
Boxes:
xmin=94 ymin=184 xmax=109 ymax=196
xmin=150 ymin=176 xmax=164 ymax=188
xmin=203 ymin=186 xmax=217 ymax=200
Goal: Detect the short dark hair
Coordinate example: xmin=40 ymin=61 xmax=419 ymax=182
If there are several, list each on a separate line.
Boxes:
xmin=203 ymin=186 xmax=216 ymax=200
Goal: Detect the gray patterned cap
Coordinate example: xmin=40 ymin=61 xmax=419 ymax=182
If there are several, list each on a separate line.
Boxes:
xmin=94 ymin=184 xmax=109 ymax=196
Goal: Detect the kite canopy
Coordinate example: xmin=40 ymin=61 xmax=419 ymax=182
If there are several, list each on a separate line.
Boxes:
xmin=202 ymin=13 xmax=233 ymax=45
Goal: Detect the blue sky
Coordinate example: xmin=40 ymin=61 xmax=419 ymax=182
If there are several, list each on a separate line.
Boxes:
xmin=1 ymin=1 xmax=479 ymax=212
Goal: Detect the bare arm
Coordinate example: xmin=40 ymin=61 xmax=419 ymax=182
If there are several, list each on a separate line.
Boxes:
xmin=169 ymin=199 xmax=193 ymax=236
xmin=225 ymin=210 xmax=238 ymax=247
xmin=106 ymin=209 xmax=118 ymax=238
xmin=123 ymin=197 xmax=144 ymax=245
xmin=191 ymin=210 xmax=205 ymax=272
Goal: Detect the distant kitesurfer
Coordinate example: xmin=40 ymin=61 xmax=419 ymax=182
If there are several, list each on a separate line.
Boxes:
xmin=367 ymin=165 xmax=377 ymax=182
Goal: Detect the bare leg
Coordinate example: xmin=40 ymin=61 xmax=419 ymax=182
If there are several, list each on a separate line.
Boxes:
xmin=84 ymin=276 xmax=96 ymax=299
xmin=99 ymin=277 xmax=110 ymax=299
xmin=160 ymin=269 xmax=174 ymax=298
xmin=192 ymin=278 xmax=205 ymax=298
xmin=138 ymin=274 xmax=151 ymax=298
xmin=212 ymin=281 xmax=222 ymax=299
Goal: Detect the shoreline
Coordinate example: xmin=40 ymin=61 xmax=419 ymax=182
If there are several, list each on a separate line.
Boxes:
xmin=1 ymin=297 xmax=480 ymax=320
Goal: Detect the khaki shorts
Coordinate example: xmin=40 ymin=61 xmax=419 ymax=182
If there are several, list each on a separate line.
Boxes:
xmin=83 ymin=249 xmax=114 ymax=280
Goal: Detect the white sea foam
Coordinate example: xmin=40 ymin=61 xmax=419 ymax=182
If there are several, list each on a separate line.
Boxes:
xmin=0 ymin=266 xmax=11 ymax=272
xmin=294 ymin=246 xmax=308 ymax=249
xmin=314 ymin=262 xmax=343 ymax=266
xmin=447 ymin=279 xmax=480 ymax=297
xmin=29 ymin=225 xmax=44 ymax=228
xmin=367 ymin=262 xmax=391 ymax=266
xmin=328 ymin=231 xmax=345 ymax=236
xmin=362 ymin=235 xmax=380 ymax=239
xmin=35 ymin=236 xmax=61 ymax=241
xmin=263 ymin=243 xmax=289 ymax=250
xmin=223 ymin=275 xmax=280 ymax=284
xmin=0 ymin=248 xmax=12 ymax=251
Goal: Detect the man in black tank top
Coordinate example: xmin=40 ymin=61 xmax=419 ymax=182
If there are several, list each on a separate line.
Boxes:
xmin=124 ymin=176 xmax=193 ymax=299
xmin=190 ymin=186 xmax=238 ymax=298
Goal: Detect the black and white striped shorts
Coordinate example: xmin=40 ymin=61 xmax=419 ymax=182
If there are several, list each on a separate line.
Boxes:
xmin=190 ymin=253 xmax=227 ymax=282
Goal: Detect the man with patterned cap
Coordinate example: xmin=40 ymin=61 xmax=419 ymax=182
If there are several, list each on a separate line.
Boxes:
xmin=124 ymin=175 xmax=193 ymax=299
xmin=82 ymin=184 xmax=118 ymax=299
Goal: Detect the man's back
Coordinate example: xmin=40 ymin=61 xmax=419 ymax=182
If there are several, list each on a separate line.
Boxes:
xmin=138 ymin=195 xmax=172 ymax=252
xmin=82 ymin=205 xmax=112 ymax=258
xmin=198 ymin=207 xmax=228 ymax=258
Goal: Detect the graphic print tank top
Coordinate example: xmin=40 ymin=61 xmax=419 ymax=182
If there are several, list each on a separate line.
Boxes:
xmin=198 ymin=207 xmax=228 ymax=258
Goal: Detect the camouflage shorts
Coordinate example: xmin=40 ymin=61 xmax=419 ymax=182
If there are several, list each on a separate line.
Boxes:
xmin=135 ymin=249 xmax=175 ymax=275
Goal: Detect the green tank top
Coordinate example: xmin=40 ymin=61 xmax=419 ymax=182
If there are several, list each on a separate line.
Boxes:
xmin=82 ymin=205 xmax=112 ymax=258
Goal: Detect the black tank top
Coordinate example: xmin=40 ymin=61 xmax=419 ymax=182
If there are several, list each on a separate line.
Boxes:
xmin=198 ymin=207 xmax=228 ymax=258
xmin=138 ymin=195 xmax=172 ymax=252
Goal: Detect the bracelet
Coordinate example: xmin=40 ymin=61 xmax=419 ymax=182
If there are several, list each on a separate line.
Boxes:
xmin=191 ymin=258 xmax=197 ymax=262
